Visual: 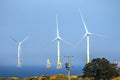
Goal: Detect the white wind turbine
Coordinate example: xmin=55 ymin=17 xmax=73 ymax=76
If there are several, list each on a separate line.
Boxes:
xmin=12 ymin=36 xmax=29 ymax=67
xmin=54 ymin=15 xmax=72 ymax=69
xmin=79 ymin=10 xmax=94 ymax=64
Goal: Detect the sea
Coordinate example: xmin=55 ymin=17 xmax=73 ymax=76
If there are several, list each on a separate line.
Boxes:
xmin=0 ymin=65 xmax=83 ymax=78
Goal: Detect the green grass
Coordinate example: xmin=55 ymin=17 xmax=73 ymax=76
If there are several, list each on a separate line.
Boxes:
xmin=50 ymin=78 xmax=67 ymax=80
xmin=50 ymin=78 xmax=84 ymax=80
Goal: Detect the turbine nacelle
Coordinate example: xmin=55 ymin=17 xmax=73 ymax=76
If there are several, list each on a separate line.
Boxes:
xmin=56 ymin=36 xmax=61 ymax=41
xmin=18 ymin=42 xmax=22 ymax=46
xmin=82 ymin=32 xmax=93 ymax=40
xmin=86 ymin=32 xmax=93 ymax=36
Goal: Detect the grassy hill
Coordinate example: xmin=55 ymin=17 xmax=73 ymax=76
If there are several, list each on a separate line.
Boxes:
xmin=0 ymin=74 xmax=81 ymax=80
xmin=0 ymin=74 xmax=120 ymax=80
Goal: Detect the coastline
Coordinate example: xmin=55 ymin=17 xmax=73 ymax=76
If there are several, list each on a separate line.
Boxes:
xmin=0 ymin=65 xmax=82 ymax=78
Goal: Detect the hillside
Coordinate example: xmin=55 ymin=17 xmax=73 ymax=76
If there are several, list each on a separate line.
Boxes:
xmin=0 ymin=74 xmax=79 ymax=80
xmin=0 ymin=74 xmax=120 ymax=80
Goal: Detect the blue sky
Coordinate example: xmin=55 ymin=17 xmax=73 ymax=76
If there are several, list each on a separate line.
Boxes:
xmin=0 ymin=0 xmax=120 ymax=66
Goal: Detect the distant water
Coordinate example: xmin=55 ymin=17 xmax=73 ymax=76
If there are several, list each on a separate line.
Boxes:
xmin=0 ymin=65 xmax=82 ymax=78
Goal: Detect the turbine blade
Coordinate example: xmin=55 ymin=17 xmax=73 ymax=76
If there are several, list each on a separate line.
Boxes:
xmin=20 ymin=36 xmax=29 ymax=43
xmin=56 ymin=15 xmax=60 ymax=38
xmin=93 ymin=33 xmax=104 ymax=38
xmin=82 ymin=33 xmax=87 ymax=40
xmin=52 ymin=37 xmax=57 ymax=42
xmin=75 ymin=39 xmax=82 ymax=47
xmin=79 ymin=9 xmax=88 ymax=33
xmin=75 ymin=33 xmax=87 ymax=47
xmin=61 ymin=38 xmax=73 ymax=47
xmin=10 ymin=36 xmax=18 ymax=43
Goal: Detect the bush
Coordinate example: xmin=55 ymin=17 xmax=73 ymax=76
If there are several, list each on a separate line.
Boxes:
xmin=82 ymin=58 xmax=119 ymax=80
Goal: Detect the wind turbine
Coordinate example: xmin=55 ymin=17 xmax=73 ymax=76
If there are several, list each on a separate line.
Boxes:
xmin=54 ymin=15 xmax=72 ymax=69
xmin=11 ymin=36 xmax=29 ymax=67
xmin=79 ymin=10 xmax=94 ymax=64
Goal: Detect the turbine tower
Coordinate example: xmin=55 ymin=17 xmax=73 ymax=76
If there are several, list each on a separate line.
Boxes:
xmin=79 ymin=10 xmax=93 ymax=64
xmin=54 ymin=15 xmax=72 ymax=69
xmin=12 ymin=36 xmax=29 ymax=67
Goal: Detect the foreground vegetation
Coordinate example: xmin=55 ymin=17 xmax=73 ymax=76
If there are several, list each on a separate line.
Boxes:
xmin=0 ymin=74 xmax=78 ymax=80
xmin=0 ymin=58 xmax=120 ymax=80
xmin=82 ymin=58 xmax=120 ymax=80
xmin=1 ymin=75 xmax=120 ymax=80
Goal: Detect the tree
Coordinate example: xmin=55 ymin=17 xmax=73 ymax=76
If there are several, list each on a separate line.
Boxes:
xmin=82 ymin=58 xmax=119 ymax=80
